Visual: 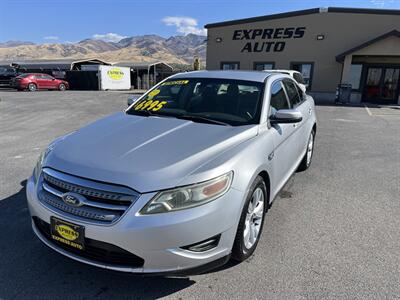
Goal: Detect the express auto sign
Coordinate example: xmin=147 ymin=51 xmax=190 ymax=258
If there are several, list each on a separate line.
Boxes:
xmin=232 ymin=27 xmax=306 ymax=53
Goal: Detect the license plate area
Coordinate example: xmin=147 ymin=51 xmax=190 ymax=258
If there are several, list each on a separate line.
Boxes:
xmin=50 ymin=217 xmax=85 ymax=250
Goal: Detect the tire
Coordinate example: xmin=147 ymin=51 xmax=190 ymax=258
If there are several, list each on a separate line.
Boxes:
xmin=297 ymin=129 xmax=315 ymax=172
xmin=231 ymin=176 xmax=267 ymax=262
xmin=28 ymin=83 xmax=37 ymax=92
xmin=58 ymin=83 xmax=66 ymax=91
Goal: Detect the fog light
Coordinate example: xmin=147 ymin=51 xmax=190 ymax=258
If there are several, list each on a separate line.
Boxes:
xmin=181 ymin=234 xmax=221 ymax=252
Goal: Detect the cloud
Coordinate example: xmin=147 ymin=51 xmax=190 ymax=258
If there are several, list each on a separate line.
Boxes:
xmin=162 ymin=16 xmax=207 ymax=36
xmin=370 ymin=0 xmax=394 ymax=6
xmin=92 ymin=33 xmax=127 ymax=43
xmin=44 ymin=36 xmax=59 ymax=40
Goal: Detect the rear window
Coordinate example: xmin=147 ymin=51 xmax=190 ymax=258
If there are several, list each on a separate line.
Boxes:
xmin=17 ymin=74 xmax=31 ymax=78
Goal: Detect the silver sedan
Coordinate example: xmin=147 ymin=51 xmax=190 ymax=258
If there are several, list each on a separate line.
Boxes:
xmin=26 ymin=70 xmax=317 ymax=274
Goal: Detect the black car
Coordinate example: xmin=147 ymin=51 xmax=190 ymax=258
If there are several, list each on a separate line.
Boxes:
xmin=0 ymin=67 xmax=19 ymax=87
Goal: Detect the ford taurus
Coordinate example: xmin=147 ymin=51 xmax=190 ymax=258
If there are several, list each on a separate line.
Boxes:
xmin=26 ymin=70 xmax=317 ymax=274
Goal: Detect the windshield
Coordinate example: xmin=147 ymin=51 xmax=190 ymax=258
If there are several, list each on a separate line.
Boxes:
xmin=126 ymin=78 xmax=264 ymax=126
xmin=0 ymin=67 xmax=16 ymax=75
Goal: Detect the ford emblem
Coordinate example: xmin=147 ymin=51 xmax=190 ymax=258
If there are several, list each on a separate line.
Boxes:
xmin=61 ymin=192 xmax=85 ymax=207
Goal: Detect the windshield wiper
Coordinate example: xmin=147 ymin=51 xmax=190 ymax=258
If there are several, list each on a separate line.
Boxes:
xmin=127 ymin=110 xmax=154 ymax=117
xmin=127 ymin=110 xmax=180 ymax=119
xmin=177 ymin=115 xmax=230 ymax=126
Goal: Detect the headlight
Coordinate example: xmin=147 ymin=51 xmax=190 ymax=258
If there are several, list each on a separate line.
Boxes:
xmin=33 ymin=146 xmax=53 ymax=184
xmin=32 ymin=151 xmax=45 ymax=184
xmin=140 ymin=171 xmax=233 ymax=214
xmin=32 ymin=132 xmax=75 ymax=184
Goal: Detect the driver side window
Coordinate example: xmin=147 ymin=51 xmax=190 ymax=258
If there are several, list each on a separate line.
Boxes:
xmin=269 ymin=81 xmax=290 ymax=116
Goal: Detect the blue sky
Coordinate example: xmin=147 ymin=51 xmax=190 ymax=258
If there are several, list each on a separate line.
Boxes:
xmin=0 ymin=0 xmax=399 ymax=43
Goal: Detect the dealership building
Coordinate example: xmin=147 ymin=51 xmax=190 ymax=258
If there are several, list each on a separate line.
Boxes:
xmin=205 ymin=7 xmax=400 ymax=104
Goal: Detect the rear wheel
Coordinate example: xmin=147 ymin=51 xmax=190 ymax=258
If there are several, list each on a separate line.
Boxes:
xmin=231 ymin=176 xmax=267 ymax=262
xmin=28 ymin=83 xmax=37 ymax=92
xmin=297 ymin=130 xmax=315 ymax=172
xmin=58 ymin=83 xmax=66 ymax=91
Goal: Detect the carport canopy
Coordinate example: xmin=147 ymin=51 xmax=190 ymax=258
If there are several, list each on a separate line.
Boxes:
xmin=2 ymin=59 xmax=74 ymax=71
xmin=114 ymin=61 xmax=173 ymax=72
xmin=70 ymin=58 xmax=111 ymax=70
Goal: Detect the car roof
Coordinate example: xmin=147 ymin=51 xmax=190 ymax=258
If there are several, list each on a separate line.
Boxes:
xmin=20 ymin=73 xmax=47 ymax=76
xmin=264 ymin=69 xmax=300 ymax=74
xmin=170 ymin=70 xmax=274 ymax=83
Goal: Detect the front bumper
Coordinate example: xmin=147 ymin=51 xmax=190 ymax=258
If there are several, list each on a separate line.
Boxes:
xmin=26 ymin=175 xmax=244 ymax=274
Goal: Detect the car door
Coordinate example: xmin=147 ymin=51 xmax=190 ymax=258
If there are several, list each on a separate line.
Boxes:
xmin=283 ymin=79 xmax=312 ymax=157
xmin=32 ymin=75 xmax=44 ymax=89
xmin=267 ymin=80 xmax=300 ymax=194
xmin=42 ymin=74 xmax=56 ymax=89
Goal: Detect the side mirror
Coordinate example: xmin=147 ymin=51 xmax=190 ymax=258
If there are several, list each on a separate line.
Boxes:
xmin=270 ymin=109 xmax=302 ymax=124
xmin=127 ymin=95 xmax=141 ymax=106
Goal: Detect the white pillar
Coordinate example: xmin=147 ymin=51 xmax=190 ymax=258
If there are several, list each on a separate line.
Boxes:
xmin=341 ymin=54 xmax=353 ymax=84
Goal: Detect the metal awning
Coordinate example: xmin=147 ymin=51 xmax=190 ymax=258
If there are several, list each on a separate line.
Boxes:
xmin=113 ymin=61 xmax=173 ymax=72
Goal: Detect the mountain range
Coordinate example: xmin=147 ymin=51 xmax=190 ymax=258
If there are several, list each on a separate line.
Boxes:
xmin=0 ymin=34 xmax=206 ymax=65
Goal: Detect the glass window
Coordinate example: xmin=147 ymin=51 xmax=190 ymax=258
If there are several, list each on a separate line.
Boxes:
xmin=283 ymin=80 xmax=301 ymax=107
xmin=270 ymin=81 xmax=289 ymax=115
xmin=0 ymin=67 xmax=16 ymax=75
xmin=126 ymin=78 xmax=264 ymax=126
xmin=41 ymin=74 xmax=54 ymax=80
xmin=254 ymin=62 xmax=274 ymax=71
xmin=366 ymin=68 xmax=382 ymax=86
xmin=291 ymin=63 xmax=313 ymax=89
xmin=294 ymin=83 xmax=305 ymax=101
xmin=221 ymin=62 xmax=240 ymax=70
xmin=348 ymin=64 xmax=362 ymax=90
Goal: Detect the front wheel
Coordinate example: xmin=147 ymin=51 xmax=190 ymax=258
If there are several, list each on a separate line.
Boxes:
xmin=231 ymin=176 xmax=267 ymax=262
xmin=58 ymin=83 xmax=66 ymax=91
xmin=297 ymin=130 xmax=315 ymax=172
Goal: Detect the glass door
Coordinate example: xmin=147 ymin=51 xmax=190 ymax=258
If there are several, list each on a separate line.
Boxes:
xmin=382 ymin=68 xmax=400 ymax=101
xmin=364 ymin=68 xmax=382 ymax=101
xmin=363 ymin=67 xmax=400 ymax=103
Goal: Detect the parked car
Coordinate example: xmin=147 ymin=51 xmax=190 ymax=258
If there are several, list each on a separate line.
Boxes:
xmin=10 ymin=73 xmax=69 ymax=91
xmin=0 ymin=67 xmax=20 ymax=87
xmin=264 ymin=69 xmax=307 ymax=93
xmin=27 ymin=71 xmax=316 ymax=275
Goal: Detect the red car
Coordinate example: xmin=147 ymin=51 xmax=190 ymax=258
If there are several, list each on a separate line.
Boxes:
xmin=10 ymin=73 xmax=69 ymax=91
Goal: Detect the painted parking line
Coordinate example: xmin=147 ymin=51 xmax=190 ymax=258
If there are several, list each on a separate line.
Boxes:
xmin=364 ymin=105 xmax=373 ymax=116
xmin=364 ymin=105 xmax=400 ymax=116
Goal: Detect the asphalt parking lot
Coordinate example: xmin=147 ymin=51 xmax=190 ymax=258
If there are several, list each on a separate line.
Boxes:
xmin=0 ymin=90 xmax=399 ymax=299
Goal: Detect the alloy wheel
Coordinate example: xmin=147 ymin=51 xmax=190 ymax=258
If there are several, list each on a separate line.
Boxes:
xmin=243 ymin=187 xmax=264 ymax=249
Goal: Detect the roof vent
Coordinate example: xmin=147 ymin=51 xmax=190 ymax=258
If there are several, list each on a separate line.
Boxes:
xmin=319 ymin=7 xmax=329 ymax=13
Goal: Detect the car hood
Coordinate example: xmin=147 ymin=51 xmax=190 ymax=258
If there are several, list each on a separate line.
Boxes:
xmin=46 ymin=112 xmax=258 ymax=193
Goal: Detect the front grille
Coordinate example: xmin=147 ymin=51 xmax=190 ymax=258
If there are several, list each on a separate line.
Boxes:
xmin=33 ymin=217 xmax=144 ymax=267
xmin=38 ymin=168 xmax=139 ymax=224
